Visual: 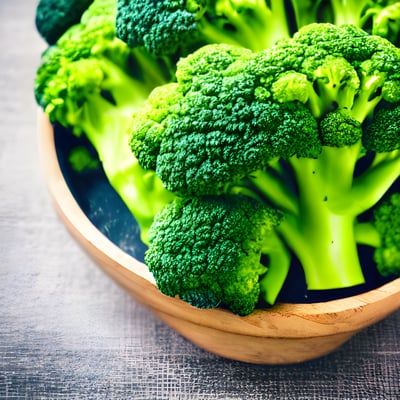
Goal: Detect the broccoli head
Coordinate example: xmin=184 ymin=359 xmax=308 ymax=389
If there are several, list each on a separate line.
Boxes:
xmin=145 ymin=195 xmax=282 ymax=315
xmin=363 ymin=103 xmax=400 ymax=153
xmin=130 ymin=43 xmax=321 ymax=197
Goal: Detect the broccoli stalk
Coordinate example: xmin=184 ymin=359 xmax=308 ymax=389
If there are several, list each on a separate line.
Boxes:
xmin=130 ymin=24 xmax=400 ymax=313
xmin=201 ymin=0 xmax=292 ymax=51
xmin=328 ymin=0 xmax=372 ymax=26
xmin=277 ymin=147 xmax=369 ymax=289
xmin=35 ymin=0 xmax=175 ymax=242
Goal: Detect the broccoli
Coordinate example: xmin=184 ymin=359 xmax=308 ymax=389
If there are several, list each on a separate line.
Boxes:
xmin=372 ymin=193 xmax=400 ymax=277
xmin=34 ymin=0 xmax=175 ymax=242
xmin=130 ymin=24 xmax=400 ymax=312
xmin=115 ymin=0 xmax=400 ymax=62
xmin=35 ymin=0 xmax=95 ymax=45
xmin=115 ymin=0 xmax=294 ymax=56
xmin=145 ymin=195 xmax=287 ymax=315
xmin=366 ymin=0 xmax=400 ymax=46
xmin=356 ymin=192 xmax=400 ymax=277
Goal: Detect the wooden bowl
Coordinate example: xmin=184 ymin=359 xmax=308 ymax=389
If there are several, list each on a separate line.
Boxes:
xmin=38 ymin=112 xmax=400 ymax=364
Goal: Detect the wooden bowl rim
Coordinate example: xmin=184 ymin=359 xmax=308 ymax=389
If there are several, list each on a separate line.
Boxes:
xmin=38 ymin=110 xmax=400 ymax=338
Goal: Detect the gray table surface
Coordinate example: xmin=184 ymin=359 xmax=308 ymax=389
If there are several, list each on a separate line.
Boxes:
xmin=0 ymin=1 xmax=399 ymax=399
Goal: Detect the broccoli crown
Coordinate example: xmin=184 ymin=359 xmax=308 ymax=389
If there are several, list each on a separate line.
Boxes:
xmin=373 ymin=193 xmax=400 ymax=277
xmin=130 ymin=43 xmax=321 ymax=196
xmin=35 ymin=0 xmax=95 ymax=45
xmin=34 ymin=6 xmax=125 ymax=130
xmin=145 ymin=195 xmax=281 ymax=315
xmin=130 ymin=24 xmax=400 ymax=197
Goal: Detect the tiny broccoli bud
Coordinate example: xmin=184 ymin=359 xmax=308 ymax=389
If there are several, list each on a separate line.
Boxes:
xmin=320 ymin=109 xmax=363 ymax=147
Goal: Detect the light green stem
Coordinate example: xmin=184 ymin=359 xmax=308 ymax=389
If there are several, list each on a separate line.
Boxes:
xmin=282 ymin=153 xmax=366 ymax=290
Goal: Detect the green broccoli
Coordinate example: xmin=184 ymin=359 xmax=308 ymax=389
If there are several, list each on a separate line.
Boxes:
xmin=115 ymin=0 xmax=294 ymax=56
xmin=115 ymin=0 xmax=400 ymax=62
xmin=367 ymin=1 xmax=400 ymax=46
xmin=35 ymin=0 xmax=95 ymax=45
xmin=327 ymin=0 xmax=400 ymax=45
xmin=145 ymin=195 xmax=287 ymax=315
xmin=130 ymin=24 xmax=400 ymax=311
xmin=372 ymin=193 xmax=400 ymax=277
xmin=34 ymin=0 xmax=175 ymax=242
xmin=356 ymin=192 xmax=400 ymax=277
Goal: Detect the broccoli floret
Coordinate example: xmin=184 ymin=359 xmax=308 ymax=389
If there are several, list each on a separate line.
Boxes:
xmin=115 ymin=0 xmax=293 ymax=56
xmin=363 ymin=103 xmax=400 ymax=153
xmin=131 ymin=24 xmax=400 ymax=307
xmin=130 ymin=43 xmax=321 ymax=197
xmin=145 ymin=195 xmax=285 ymax=315
xmin=355 ymin=191 xmax=400 ymax=277
xmin=34 ymin=0 xmax=175 ymax=242
xmin=320 ymin=110 xmax=363 ymax=147
xmin=373 ymin=193 xmax=400 ymax=277
xmin=35 ymin=0 xmax=94 ymax=45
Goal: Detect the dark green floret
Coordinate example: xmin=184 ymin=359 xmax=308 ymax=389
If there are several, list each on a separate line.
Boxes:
xmin=35 ymin=0 xmax=95 ymax=44
xmin=363 ymin=104 xmax=400 ymax=153
xmin=145 ymin=195 xmax=284 ymax=315
xmin=373 ymin=193 xmax=400 ymax=277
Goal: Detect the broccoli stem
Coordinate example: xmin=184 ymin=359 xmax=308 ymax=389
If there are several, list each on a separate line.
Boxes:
xmin=279 ymin=148 xmax=366 ymax=290
xmin=78 ymin=97 xmax=174 ymax=243
xmin=329 ymin=0 xmax=371 ymax=26
xmin=259 ymin=231 xmax=291 ymax=305
xmin=349 ymin=150 xmax=400 ymax=215
xmin=249 ymin=167 xmax=299 ymax=215
xmin=289 ymin=0 xmax=323 ymax=29
xmin=68 ymin=58 xmax=175 ymax=243
xmin=202 ymin=0 xmax=291 ymax=51
xmin=355 ymin=221 xmax=381 ymax=247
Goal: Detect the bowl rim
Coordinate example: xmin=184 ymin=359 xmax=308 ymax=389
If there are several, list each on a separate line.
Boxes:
xmin=38 ymin=110 xmax=400 ymax=339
